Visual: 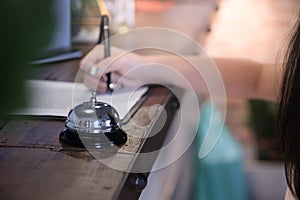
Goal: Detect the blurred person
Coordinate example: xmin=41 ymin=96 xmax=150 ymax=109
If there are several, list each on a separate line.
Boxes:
xmin=80 ymin=6 xmax=300 ymax=200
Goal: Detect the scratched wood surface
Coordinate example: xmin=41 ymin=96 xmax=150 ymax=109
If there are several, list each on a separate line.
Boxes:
xmin=0 ymin=86 xmax=176 ymax=200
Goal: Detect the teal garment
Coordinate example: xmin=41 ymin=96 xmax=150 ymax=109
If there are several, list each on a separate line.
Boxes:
xmin=193 ymin=101 xmax=248 ymax=200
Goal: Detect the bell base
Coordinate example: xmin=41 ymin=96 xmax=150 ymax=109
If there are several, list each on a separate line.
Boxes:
xmin=59 ymin=128 xmax=84 ymax=148
xmin=59 ymin=128 xmax=127 ymax=148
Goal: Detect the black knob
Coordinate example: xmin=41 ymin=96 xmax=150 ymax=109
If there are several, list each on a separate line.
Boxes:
xmin=132 ymin=173 xmax=147 ymax=191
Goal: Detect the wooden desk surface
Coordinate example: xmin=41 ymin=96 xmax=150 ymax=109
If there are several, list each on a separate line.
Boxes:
xmin=0 ymin=44 xmax=179 ymax=200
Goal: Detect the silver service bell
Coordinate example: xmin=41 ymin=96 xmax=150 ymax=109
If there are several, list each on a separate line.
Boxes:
xmin=59 ymin=92 xmax=127 ymax=148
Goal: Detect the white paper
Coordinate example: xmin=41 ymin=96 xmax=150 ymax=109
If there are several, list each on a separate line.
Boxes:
xmin=16 ymin=80 xmax=148 ymax=119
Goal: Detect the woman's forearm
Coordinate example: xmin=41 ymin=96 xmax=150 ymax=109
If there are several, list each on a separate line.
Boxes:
xmin=136 ymin=55 xmax=279 ymax=101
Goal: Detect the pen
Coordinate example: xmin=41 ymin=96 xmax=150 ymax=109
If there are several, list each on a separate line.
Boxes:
xmin=98 ymin=15 xmax=112 ymax=92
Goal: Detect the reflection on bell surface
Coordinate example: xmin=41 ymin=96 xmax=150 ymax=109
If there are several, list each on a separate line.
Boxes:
xmin=59 ymin=92 xmax=127 ymax=148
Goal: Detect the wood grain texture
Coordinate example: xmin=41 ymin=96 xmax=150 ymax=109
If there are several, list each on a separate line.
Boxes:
xmin=0 ymin=86 xmax=177 ymax=200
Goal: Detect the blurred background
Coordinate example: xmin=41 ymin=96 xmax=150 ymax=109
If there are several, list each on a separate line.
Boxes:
xmin=70 ymin=0 xmax=298 ymax=199
xmin=3 ymin=0 xmax=297 ymax=199
xmin=203 ymin=1 xmax=296 ymax=200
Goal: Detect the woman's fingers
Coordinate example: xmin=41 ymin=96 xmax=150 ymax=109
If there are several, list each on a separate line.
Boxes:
xmin=83 ymin=72 xmax=109 ymax=92
xmin=80 ymin=45 xmax=104 ymax=71
xmin=80 ymin=45 xmax=130 ymax=76
xmin=80 ymin=45 xmax=146 ymax=75
xmin=83 ymin=71 xmax=142 ymax=92
xmin=80 ymin=45 xmax=147 ymax=91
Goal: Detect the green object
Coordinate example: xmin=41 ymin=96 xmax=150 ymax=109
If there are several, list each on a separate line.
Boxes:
xmin=247 ymin=100 xmax=278 ymax=138
xmin=247 ymin=99 xmax=282 ymax=161
xmin=194 ymin=101 xmax=248 ymax=200
xmin=0 ymin=0 xmax=54 ymax=114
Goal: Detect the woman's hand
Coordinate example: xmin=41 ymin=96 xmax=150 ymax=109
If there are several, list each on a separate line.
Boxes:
xmin=80 ymin=45 xmax=145 ymax=92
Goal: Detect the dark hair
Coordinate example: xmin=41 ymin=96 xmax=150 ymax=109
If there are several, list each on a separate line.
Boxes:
xmin=278 ymin=12 xmax=300 ymax=198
